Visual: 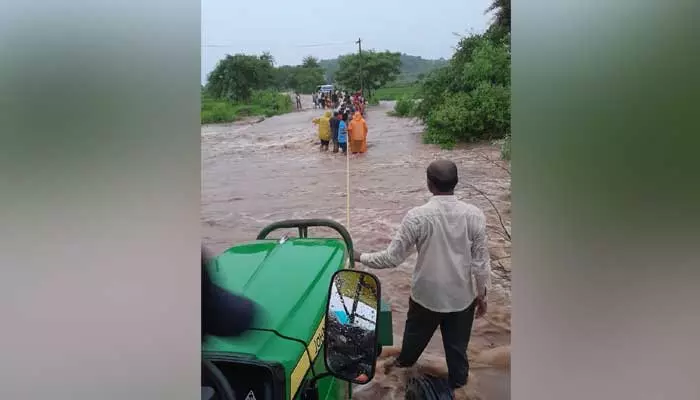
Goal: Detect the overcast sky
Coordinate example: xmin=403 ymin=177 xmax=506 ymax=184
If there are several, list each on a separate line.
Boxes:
xmin=202 ymin=0 xmax=493 ymax=83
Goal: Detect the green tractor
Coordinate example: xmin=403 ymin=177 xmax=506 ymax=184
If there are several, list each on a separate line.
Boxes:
xmin=202 ymin=219 xmax=394 ymax=400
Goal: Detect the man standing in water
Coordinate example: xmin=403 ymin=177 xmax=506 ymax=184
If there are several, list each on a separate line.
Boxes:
xmin=354 ymin=160 xmax=491 ymax=393
xmin=331 ymin=90 xmax=339 ymax=108
xmin=330 ymin=111 xmax=340 ymax=153
xmin=295 ymin=92 xmax=302 ymax=110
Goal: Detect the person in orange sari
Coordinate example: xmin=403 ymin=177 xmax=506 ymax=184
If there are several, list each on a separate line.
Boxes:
xmin=347 ymin=111 xmax=368 ymax=154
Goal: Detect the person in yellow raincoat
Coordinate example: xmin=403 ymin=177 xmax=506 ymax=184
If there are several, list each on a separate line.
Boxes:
xmin=312 ymin=111 xmax=332 ymax=151
xmin=347 ymin=111 xmax=368 ymax=154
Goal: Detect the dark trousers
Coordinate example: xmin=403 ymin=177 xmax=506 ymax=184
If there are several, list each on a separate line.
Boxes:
xmin=397 ymin=297 xmax=476 ymax=389
xmin=331 ymin=134 xmax=339 ymax=153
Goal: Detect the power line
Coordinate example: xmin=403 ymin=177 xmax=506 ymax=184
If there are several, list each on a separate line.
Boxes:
xmin=201 ymin=40 xmax=355 ymax=48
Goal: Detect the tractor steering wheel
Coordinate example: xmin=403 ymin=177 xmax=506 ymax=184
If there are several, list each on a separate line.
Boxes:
xmin=202 ymin=359 xmax=236 ymax=400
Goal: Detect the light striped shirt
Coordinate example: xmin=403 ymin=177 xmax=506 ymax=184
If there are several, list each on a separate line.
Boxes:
xmin=359 ymin=195 xmax=491 ymax=313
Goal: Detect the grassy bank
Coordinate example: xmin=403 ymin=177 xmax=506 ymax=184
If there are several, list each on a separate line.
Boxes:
xmin=374 ymin=83 xmax=420 ymax=101
xmin=201 ymin=90 xmax=293 ymax=124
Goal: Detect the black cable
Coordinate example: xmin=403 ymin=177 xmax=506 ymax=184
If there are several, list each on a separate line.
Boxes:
xmin=248 ymin=328 xmax=317 ymax=376
xmin=202 ymin=359 xmax=237 ymax=400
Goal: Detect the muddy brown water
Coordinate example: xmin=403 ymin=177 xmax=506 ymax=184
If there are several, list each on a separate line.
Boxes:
xmin=202 ymin=95 xmax=511 ymax=399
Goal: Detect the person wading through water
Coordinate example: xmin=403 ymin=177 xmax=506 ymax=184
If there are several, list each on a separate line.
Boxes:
xmin=331 ymin=91 xmax=339 ymax=108
xmin=330 ymin=111 xmax=341 ymax=153
xmin=348 ymin=111 xmax=368 ymax=154
xmin=354 ymin=160 xmax=491 ymax=395
xmin=295 ymin=92 xmax=302 ymax=110
xmin=337 ymin=113 xmax=348 ymax=154
xmin=312 ymin=110 xmax=332 ymax=151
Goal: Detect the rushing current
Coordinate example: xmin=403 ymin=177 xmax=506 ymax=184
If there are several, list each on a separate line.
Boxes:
xmin=202 ymin=95 xmax=511 ymax=399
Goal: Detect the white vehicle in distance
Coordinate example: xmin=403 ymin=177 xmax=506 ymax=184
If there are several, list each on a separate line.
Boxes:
xmin=317 ymin=84 xmax=334 ymax=94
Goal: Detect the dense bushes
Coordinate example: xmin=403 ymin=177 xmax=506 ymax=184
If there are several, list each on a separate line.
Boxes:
xmin=392 ymin=96 xmax=417 ymax=117
xmin=249 ymin=90 xmax=294 ymax=116
xmin=201 ymin=95 xmax=237 ymax=124
xmin=201 ymin=90 xmax=292 ymax=124
xmin=423 ymin=82 xmax=510 ymax=144
xmin=416 ymin=32 xmax=511 ymax=149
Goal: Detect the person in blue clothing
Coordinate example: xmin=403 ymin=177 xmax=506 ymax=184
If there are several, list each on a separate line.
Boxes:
xmin=337 ymin=113 xmax=348 ymax=154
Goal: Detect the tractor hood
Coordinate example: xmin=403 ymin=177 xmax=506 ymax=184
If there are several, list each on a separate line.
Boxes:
xmin=203 ymin=237 xmax=347 ymax=398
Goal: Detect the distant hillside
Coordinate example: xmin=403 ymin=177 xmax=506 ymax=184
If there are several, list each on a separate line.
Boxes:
xmin=319 ymin=53 xmax=448 ymax=83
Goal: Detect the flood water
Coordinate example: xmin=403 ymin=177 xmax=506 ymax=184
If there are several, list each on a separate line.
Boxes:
xmin=202 ymin=96 xmax=511 ymax=399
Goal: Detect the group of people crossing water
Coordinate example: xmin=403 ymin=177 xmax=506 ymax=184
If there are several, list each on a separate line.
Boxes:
xmin=312 ymin=108 xmax=368 ymax=155
xmin=313 ymin=90 xmax=366 ymax=115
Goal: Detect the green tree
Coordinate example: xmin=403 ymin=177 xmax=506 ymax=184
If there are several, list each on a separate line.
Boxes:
xmin=274 ymin=63 xmax=324 ymax=93
xmin=206 ymin=53 xmax=275 ymax=101
xmin=486 ymin=0 xmax=511 ymax=40
xmin=296 ymin=56 xmax=325 ymax=93
xmin=301 ymin=55 xmax=320 ymax=69
xmin=334 ymin=51 xmax=402 ymax=97
xmin=274 ymin=65 xmax=298 ymax=91
xmin=416 ymin=19 xmax=511 ymax=147
xmin=294 ymin=67 xmax=324 ymax=93
xmin=260 ymin=51 xmax=275 ymax=66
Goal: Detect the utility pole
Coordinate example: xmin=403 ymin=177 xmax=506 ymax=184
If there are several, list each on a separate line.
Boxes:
xmin=356 ymin=37 xmax=363 ymax=96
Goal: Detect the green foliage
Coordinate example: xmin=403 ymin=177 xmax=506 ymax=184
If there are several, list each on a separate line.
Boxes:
xmin=397 ymin=54 xmax=449 ymax=82
xmin=409 ymin=0 xmax=511 ymax=147
xmin=319 ymin=54 xmax=447 ymax=83
xmin=292 ymin=66 xmax=325 ymax=93
xmin=206 ymin=54 xmax=275 ymax=101
xmin=201 ymin=90 xmax=292 ymax=124
xmin=414 ymin=66 xmax=452 ymax=120
xmin=249 ymin=90 xmax=293 ymax=116
xmin=392 ymin=96 xmax=417 ymax=117
xmin=274 ymin=56 xmax=325 ymax=93
xmin=486 ymin=0 xmax=511 ymax=41
xmin=416 ymin=32 xmax=511 ymax=147
xmin=301 ymin=56 xmax=320 ymax=69
xmin=201 ymin=94 xmax=239 ymax=124
xmin=334 ymin=50 xmax=402 ymax=97
xmin=424 ymin=83 xmax=510 ymax=144
xmin=206 ymin=52 xmax=325 ymax=101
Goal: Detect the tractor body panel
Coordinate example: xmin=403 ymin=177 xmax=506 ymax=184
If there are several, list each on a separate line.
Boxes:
xmin=377 ymin=300 xmax=394 ymax=347
xmin=203 ymin=237 xmax=346 ymax=399
xmin=202 ymin=219 xmax=395 ymax=400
